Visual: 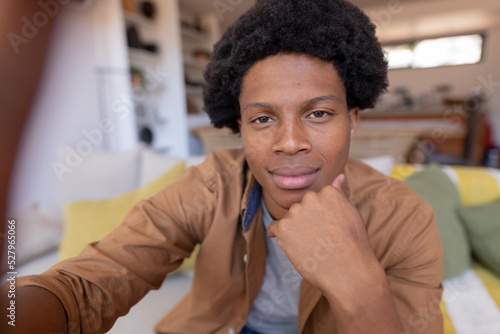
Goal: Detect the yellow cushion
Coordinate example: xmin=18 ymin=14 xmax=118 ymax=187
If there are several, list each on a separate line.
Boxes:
xmin=473 ymin=263 xmax=500 ymax=308
xmin=441 ymin=300 xmax=456 ymax=334
xmin=450 ymin=167 xmax=500 ymax=206
xmin=60 ymin=161 xmax=186 ymax=261
xmin=390 ymin=164 xmax=420 ymax=180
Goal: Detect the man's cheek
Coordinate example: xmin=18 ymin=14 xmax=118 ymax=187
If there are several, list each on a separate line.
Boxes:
xmin=243 ymin=145 xmax=261 ymax=162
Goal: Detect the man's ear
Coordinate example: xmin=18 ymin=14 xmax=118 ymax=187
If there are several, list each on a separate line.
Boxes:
xmin=348 ymin=107 xmax=359 ymax=140
xmin=237 ymin=119 xmax=242 ymax=131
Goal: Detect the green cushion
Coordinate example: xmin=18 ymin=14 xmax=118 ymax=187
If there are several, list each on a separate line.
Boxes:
xmin=404 ymin=166 xmax=470 ymax=279
xmin=458 ymin=200 xmax=500 ymax=276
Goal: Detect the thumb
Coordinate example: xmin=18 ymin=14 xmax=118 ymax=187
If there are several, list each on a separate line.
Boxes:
xmin=267 ymin=220 xmax=279 ymax=238
xmin=331 ymin=173 xmax=345 ymax=192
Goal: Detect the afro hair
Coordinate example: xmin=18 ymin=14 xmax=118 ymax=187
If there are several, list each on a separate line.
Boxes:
xmin=203 ymin=0 xmax=388 ymax=133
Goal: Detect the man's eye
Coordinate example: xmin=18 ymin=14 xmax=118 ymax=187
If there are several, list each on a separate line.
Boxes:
xmin=308 ymin=110 xmax=327 ymax=118
xmin=255 ymin=116 xmax=272 ymax=123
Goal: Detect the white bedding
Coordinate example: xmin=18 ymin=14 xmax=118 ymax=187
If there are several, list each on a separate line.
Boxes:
xmin=443 ymin=269 xmax=500 ymax=334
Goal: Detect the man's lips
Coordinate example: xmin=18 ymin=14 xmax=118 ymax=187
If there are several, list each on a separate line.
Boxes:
xmin=269 ymin=166 xmax=320 ymax=190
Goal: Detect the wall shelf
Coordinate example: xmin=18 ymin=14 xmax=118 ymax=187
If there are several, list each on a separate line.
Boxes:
xmin=185 ymin=85 xmax=203 ymax=95
xmin=128 ymin=47 xmax=160 ymax=63
xmin=181 ymin=27 xmax=210 ymax=43
xmin=122 ymin=0 xmax=190 ymax=157
xmin=183 ymin=56 xmax=206 ymax=70
xmin=124 ymin=12 xmax=155 ymax=28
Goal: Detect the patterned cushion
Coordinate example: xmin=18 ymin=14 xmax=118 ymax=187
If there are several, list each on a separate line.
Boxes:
xmin=391 ymin=164 xmax=500 ymax=333
xmin=391 ymin=164 xmax=500 ymax=206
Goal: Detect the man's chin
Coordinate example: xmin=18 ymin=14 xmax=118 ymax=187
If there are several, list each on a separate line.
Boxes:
xmin=273 ymin=188 xmax=309 ymax=209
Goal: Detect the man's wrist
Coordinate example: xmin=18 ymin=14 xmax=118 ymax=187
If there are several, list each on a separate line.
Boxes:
xmin=323 ymin=262 xmax=387 ymax=313
xmin=323 ymin=267 xmax=405 ymax=334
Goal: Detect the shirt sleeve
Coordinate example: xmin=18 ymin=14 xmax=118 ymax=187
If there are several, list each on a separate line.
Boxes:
xmin=386 ymin=204 xmax=444 ymax=334
xmin=15 ymin=164 xmax=218 ymax=334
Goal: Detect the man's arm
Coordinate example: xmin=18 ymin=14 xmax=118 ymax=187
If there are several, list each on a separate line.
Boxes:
xmin=0 ymin=0 xmax=55 ymax=276
xmin=0 ymin=161 xmax=217 ymax=333
xmin=0 ymin=286 xmax=66 ymax=334
xmin=0 ymin=1 xmax=61 ymax=333
xmin=267 ymin=174 xmax=406 ymax=333
xmin=321 ymin=261 xmax=406 ymax=334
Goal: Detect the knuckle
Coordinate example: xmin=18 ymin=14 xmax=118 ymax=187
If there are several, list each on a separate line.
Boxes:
xmin=288 ymin=203 xmax=299 ymax=215
xmin=278 ymin=217 xmax=293 ymax=235
xmin=302 ymin=190 xmax=317 ymax=202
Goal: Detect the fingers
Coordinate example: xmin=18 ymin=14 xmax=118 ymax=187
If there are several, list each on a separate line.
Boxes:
xmin=268 ymin=175 xmax=345 ymax=239
xmin=267 ymin=220 xmax=278 ymax=238
xmin=331 ymin=173 xmax=345 ymax=192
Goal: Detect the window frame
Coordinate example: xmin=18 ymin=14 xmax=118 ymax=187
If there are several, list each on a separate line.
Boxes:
xmin=382 ymin=32 xmax=487 ymax=70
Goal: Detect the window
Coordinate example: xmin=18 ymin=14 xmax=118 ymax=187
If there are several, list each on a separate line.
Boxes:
xmin=384 ymin=34 xmax=484 ymax=70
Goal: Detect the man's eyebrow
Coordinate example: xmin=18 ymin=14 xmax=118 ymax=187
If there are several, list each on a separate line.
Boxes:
xmin=242 ymin=102 xmax=274 ymax=113
xmin=242 ymin=95 xmax=343 ymax=113
xmin=300 ymin=95 xmax=343 ymax=107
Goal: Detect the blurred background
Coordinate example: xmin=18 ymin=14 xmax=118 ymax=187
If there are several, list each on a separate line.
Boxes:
xmin=1 ymin=0 xmax=500 ymax=263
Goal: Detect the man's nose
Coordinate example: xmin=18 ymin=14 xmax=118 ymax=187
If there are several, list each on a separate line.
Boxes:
xmin=271 ymin=118 xmax=312 ymax=155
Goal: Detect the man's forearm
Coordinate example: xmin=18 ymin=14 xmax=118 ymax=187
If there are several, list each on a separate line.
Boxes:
xmin=1 ymin=285 xmax=67 ymax=334
xmin=324 ymin=267 xmax=405 ymax=334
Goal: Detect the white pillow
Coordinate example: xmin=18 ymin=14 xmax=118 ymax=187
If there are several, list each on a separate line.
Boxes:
xmin=359 ymin=155 xmax=396 ymax=176
xmin=56 ymin=145 xmax=145 ymax=207
xmin=139 ymin=150 xmax=184 ymax=186
xmin=9 ymin=203 xmax=64 ymax=265
xmin=186 ymin=155 xmax=206 ymax=169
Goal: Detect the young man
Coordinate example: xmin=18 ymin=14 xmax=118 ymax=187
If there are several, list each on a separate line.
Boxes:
xmin=1 ymin=0 xmax=444 ymax=333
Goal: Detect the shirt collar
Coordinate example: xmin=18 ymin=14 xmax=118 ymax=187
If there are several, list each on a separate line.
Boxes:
xmin=242 ymin=181 xmax=262 ymax=231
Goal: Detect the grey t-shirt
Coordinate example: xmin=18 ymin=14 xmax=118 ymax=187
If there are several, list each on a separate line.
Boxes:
xmin=245 ymin=200 xmax=303 ymax=333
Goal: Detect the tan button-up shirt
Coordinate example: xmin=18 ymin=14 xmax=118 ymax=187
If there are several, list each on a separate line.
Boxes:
xmin=18 ymin=149 xmax=444 ymax=333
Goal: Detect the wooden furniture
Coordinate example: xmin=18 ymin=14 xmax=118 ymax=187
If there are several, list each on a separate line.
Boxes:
xmin=191 ymin=126 xmax=242 ymax=155
xmin=350 ymin=128 xmax=420 ymax=160
xmin=359 ymin=106 xmax=487 ymax=165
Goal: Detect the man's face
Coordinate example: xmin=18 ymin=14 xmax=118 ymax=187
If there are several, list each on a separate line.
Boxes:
xmin=238 ymin=53 xmax=359 ymax=219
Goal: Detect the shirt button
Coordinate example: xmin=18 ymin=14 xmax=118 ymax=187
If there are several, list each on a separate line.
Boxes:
xmin=228 ymin=328 xmax=235 ymax=334
xmin=243 ymin=254 xmax=248 ymax=263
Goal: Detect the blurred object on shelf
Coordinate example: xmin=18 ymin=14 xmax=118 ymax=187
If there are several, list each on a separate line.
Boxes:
xmin=180 ymin=12 xmax=206 ymax=34
xmin=186 ymin=97 xmax=198 ymax=114
xmin=193 ymin=50 xmax=211 ymax=66
xmin=426 ymin=95 xmax=487 ymax=166
xmin=415 ymin=92 xmax=434 ymax=110
xmin=127 ymin=25 xmax=141 ymax=48
xmin=434 ymin=84 xmax=453 ymax=107
xmin=126 ymin=25 xmax=158 ymax=54
xmin=130 ymin=66 xmax=144 ymax=88
xmin=139 ymin=126 xmax=153 ymax=145
xmin=134 ymin=103 xmax=148 ymax=123
xmin=123 ymin=0 xmax=136 ymax=13
xmin=484 ymin=148 xmax=500 ymax=168
xmin=143 ymin=43 xmax=158 ymax=53
xmin=482 ymin=124 xmax=499 ymax=168
xmin=184 ymin=68 xmax=204 ymax=86
xmin=140 ymin=1 xmax=155 ymax=19
xmin=393 ymin=87 xmax=414 ymax=109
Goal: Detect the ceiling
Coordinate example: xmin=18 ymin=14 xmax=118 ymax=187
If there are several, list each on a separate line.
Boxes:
xmin=180 ymin=0 xmax=500 ymax=42
xmin=351 ymin=0 xmax=435 ymax=8
xmin=180 ymin=0 xmax=438 ymax=25
xmin=179 ymin=0 xmax=428 ymax=15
